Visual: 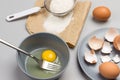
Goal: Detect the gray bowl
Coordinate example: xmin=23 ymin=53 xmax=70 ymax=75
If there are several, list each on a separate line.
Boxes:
xmin=17 ymin=33 xmax=69 ymax=80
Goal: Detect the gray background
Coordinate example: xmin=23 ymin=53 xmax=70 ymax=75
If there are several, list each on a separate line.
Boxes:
xmin=0 ymin=0 xmax=119 ymax=80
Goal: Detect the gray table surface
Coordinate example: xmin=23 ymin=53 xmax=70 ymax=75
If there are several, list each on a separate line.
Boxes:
xmin=0 ymin=0 xmax=119 ymax=80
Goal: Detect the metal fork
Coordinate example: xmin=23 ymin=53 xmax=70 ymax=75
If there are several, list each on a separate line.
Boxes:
xmin=0 ymin=38 xmax=61 ymax=71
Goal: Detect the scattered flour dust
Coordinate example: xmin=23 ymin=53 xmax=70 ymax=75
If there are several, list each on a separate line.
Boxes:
xmin=43 ymin=13 xmax=73 ymax=34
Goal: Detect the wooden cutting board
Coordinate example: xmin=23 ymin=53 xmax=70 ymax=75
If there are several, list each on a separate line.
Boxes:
xmin=26 ymin=0 xmax=91 ymax=48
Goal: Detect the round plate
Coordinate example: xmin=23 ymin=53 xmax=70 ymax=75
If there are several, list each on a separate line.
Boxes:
xmin=77 ymin=28 xmax=120 ymax=80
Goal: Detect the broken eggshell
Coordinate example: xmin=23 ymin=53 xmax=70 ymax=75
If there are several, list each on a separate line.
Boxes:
xmin=100 ymin=55 xmax=111 ymax=63
xmin=112 ymin=55 xmax=120 ymax=63
xmin=88 ymin=36 xmax=104 ymax=50
xmin=105 ymin=28 xmax=119 ymax=42
xmin=101 ymin=41 xmax=112 ymax=54
xmin=84 ymin=50 xmax=97 ymax=64
xmin=113 ymin=35 xmax=120 ymax=51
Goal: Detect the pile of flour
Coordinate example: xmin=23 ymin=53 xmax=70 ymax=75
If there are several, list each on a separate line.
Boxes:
xmin=44 ymin=13 xmax=73 ymax=34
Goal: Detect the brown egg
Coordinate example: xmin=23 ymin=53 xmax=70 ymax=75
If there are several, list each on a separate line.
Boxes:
xmin=99 ymin=62 xmax=120 ymax=79
xmin=93 ymin=6 xmax=111 ymax=21
xmin=113 ymin=35 xmax=120 ymax=51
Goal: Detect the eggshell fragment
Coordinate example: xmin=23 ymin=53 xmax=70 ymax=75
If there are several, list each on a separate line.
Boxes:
xmin=101 ymin=41 xmax=112 ymax=54
xmin=88 ymin=36 xmax=104 ymax=50
xmin=99 ymin=62 xmax=120 ymax=79
xmin=84 ymin=50 xmax=97 ymax=64
xmin=100 ymin=55 xmax=111 ymax=63
xmin=112 ymin=55 xmax=120 ymax=63
xmin=105 ymin=28 xmax=119 ymax=42
xmin=113 ymin=35 xmax=120 ymax=51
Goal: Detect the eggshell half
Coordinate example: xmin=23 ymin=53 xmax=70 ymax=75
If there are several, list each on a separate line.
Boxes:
xmin=88 ymin=36 xmax=104 ymax=50
xmin=84 ymin=50 xmax=97 ymax=64
xmin=113 ymin=35 xmax=120 ymax=51
xmin=105 ymin=28 xmax=119 ymax=42
xmin=101 ymin=41 xmax=112 ymax=54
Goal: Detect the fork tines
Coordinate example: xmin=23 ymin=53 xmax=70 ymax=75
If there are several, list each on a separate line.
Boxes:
xmin=41 ymin=60 xmax=61 ymax=71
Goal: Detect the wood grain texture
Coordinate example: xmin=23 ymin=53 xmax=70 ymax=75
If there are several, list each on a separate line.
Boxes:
xmin=26 ymin=0 xmax=91 ymax=48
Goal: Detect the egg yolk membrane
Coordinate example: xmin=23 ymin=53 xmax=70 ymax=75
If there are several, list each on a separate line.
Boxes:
xmin=41 ymin=49 xmax=57 ymax=62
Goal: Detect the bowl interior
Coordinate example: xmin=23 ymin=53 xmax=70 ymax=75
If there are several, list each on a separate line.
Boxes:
xmin=17 ymin=33 xmax=69 ymax=79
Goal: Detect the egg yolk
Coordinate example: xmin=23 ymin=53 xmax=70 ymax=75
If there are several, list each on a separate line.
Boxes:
xmin=41 ymin=50 xmax=57 ymax=62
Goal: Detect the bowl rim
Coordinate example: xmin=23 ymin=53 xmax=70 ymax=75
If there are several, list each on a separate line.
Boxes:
xmin=16 ymin=32 xmax=70 ymax=80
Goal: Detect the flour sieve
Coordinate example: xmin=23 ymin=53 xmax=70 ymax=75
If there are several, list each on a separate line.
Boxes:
xmin=6 ymin=0 xmax=76 ymax=21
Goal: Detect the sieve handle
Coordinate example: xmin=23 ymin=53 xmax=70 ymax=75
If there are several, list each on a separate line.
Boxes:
xmin=6 ymin=7 xmax=41 ymax=21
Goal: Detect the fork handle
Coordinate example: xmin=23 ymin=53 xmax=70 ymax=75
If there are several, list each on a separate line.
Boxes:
xmin=0 ymin=38 xmax=32 ymax=57
xmin=6 ymin=7 xmax=41 ymax=21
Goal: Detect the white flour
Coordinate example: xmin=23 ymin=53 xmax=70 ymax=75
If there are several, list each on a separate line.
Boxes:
xmin=50 ymin=0 xmax=74 ymax=13
xmin=43 ymin=0 xmax=74 ymax=34
xmin=43 ymin=13 xmax=73 ymax=34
